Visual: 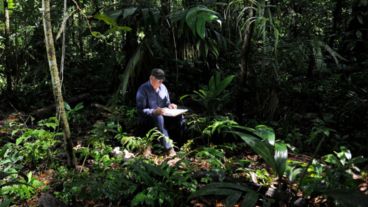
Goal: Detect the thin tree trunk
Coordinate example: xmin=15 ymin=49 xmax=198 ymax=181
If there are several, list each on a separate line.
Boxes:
xmin=60 ymin=0 xmax=67 ymax=85
xmin=4 ymin=0 xmax=12 ymax=94
xmin=42 ymin=0 xmax=76 ymax=168
xmin=333 ymin=0 xmax=343 ymax=33
xmin=307 ymin=49 xmax=315 ymax=79
xmin=78 ymin=11 xmax=84 ymax=59
xmin=239 ymin=1 xmax=255 ymax=85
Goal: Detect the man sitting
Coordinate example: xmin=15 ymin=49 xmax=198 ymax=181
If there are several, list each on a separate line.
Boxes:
xmin=136 ymin=68 xmax=185 ymax=157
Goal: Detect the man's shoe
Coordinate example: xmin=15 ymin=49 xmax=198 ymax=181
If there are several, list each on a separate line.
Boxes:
xmin=166 ymin=148 xmax=176 ymax=157
xmin=143 ymin=145 xmax=153 ymax=158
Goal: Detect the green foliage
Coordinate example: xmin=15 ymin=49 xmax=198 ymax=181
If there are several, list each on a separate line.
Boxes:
xmin=299 ymin=147 xmax=368 ymax=206
xmin=58 ymin=157 xmax=196 ymax=206
xmin=1 ymin=171 xmax=43 ymax=201
xmin=7 ymin=117 xmax=61 ymax=165
xmin=195 ymin=147 xmax=225 ymax=169
xmin=15 ymin=129 xmax=60 ymax=165
xmin=184 ymin=6 xmax=220 ymax=39
xmin=0 ymin=0 xmax=16 ymax=14
xmin=0 ymin=143 xmax=24 ymax=172
xmin=231 ymin=125 xmax=288 ymax=179
xmin=169 ymin=5 xmax=223 ymax=58
xmin=113 ymin=45 xmax=145 ymax=102
xmin=202 ymin=117 xmax=238 ymax=138
xmin=284 ymin=161 xmax=303 ymax=183
xmin=189 ymin=182 xmax=262 ymax=207
xmin=56 ymin=167 xmax=136 ymax=204
xmin=117 ymin=128 xmax=168 ymax=152
xmin=115 ymin=106 xmax=138 ymax=130
xmin=127 ymin=159 xmax=195 ymax=207
xmin=65 ymin=102 xmax=86 ymax=125
xmin=92 ymin=10 xmax=132 ymax=37
xmin=89 ymin=120 xmax=120 ymax=143
xmin=325 ymin=189 xmax=368 ymax=207
xmin=37 ymin=117 xmax=60 ymax=130
xmin=185 ymin=114 xmax=209 ymax=139
xmin=182 ymin=72 xmax=235 ymax=115
xmin=201 ymin=117 xmax=238 ymax=144
xmin=0 ymin=198 xmax=11 ymax=207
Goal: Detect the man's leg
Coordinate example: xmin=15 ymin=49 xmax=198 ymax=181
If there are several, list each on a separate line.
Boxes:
xmin=152 ymin=115 xmax=172 ymax=150
xmin=164 ymin=115 xmax=186 ymax=146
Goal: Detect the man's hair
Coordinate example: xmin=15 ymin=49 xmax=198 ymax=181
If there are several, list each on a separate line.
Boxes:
xmin=151 ymin=68 xmax=165 ymax=80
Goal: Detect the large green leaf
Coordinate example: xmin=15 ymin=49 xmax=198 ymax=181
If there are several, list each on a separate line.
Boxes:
xmin=225 ymin=192 xmax=242 ymax=207
xmin=235 ymin=131 xmax=277 ymax=170
xmin=195 ymin=11 xmax=218 ymax=39
xmin=232 ymin=129 xmax=288 ymax=178
xmin=185 ymin=6 xmax=220 ymax=39
xmin=94 ymin=11 xmax=131 ymax=33
xmin=274 ymin=143 xmax=288 ymax=177
xmin=254 ymin=125 xmax=275 ymax=145
xmin=325 ymin=190 xmax=368 ymax=207
xmin=202 ymin=182 xmax=250 ymax=192
xmin=94 ymin=13 xmax=117 ymax=27
xmin=241 ymin=191 xmax=258 ymax=207
xmin=196 ymin=13 xmax=207 ymax=39
xmin=113 ymin=46 xmax=144 ymax=103
xmin=185 ymin=7 xmax=200 ymax=35
xmin=122 ymin=7 xmax=137 ymax=19
xmin=189 ymin=182 xmax=259 ymax=206
xmin=214 ymin=74 xmax=235 ymax=97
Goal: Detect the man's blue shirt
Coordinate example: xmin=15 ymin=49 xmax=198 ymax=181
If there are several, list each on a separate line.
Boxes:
xmin=136 ymin=81 xmax=171 ymax=116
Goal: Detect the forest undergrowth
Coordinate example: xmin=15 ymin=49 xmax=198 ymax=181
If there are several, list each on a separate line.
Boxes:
xmin=1 ymin=104 xmax=367 ymax=207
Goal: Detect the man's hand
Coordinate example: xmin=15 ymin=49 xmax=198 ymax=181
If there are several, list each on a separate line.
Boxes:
xmin=168 ymin=103 xmax=177 ymax=109
xmin=153 ymin=107 xmax=164 ymax=115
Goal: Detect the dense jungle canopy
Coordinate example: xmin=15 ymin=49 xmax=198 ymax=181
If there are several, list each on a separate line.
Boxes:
xmin=0 ymin=0 xmax=368 ymax=206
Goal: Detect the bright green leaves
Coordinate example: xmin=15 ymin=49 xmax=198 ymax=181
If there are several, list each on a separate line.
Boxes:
xmin=169 ymin=6 xmax=223 ymax=58
xmin=0 ymin=0 xmax=16 ymax=16
xmin=92 ymin=10 xmax=132 ymax=38
xmin=233 ymin=125 xmax=288 ymax=179
xmin=183 ymin=72 xmax=235 ymax=115
xmin=274 ymin=143 xmax=287 ymax=178
xmin=185 ymin=6 xmax=221 ymax=39
xmin=0 ymin=1 xmax=3 ymax=14
xmin=253 ymin=125 xmax=275 ymax=145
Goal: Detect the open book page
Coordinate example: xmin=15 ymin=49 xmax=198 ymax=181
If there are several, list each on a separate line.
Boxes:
xmin=162 ymin=108 xmax=188 ymax=117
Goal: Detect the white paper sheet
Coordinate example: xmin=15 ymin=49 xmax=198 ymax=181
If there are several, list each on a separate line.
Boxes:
xmin=162 ymin=108 xmax=188 ymax=117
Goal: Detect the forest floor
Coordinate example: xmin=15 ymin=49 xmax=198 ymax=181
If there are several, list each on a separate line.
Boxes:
xmin=1 ymin=111 xmax=368 ymax=207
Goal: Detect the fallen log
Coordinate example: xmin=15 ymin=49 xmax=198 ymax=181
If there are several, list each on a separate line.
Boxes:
xmin=30 ymin=93 xmax=90 ymax=117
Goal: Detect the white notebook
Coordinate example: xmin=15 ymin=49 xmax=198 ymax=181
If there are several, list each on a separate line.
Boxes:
xmin=162 ymin=108 xmax=188 ymax=117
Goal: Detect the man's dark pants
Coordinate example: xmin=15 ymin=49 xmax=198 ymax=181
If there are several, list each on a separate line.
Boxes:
xmin=136 ymin=114 xmax=186 ymax=149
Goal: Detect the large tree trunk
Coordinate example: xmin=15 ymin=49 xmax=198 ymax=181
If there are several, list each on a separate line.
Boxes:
xmin=42 ymin=0 xmax=76 ymax=168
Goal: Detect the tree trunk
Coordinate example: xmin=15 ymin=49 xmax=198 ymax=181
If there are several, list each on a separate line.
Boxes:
xmin=4 ymin=0 xmax=12 ymax=95
xmin=42 ymin=0 xmax=76 ymax=168
xmin=333 ymin=0 xmax=343 ymax=33
xmin=161 ymin=0 xmax=171 ymax=17
xmin=78 ymin=11 xmax=84 ymax=59
xmin=239 ymin=1 xmax=255 ymax=85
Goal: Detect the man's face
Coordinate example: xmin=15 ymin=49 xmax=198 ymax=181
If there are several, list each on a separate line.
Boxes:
xmin=150 ymin=75 xmax=164 ymax=90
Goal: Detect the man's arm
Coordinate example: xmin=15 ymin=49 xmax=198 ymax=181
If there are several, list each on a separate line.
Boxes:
xmin=136 ymin=88 xmax=154 ymax=116
xmin=136 ymin=86 xmax=165 ymax=116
